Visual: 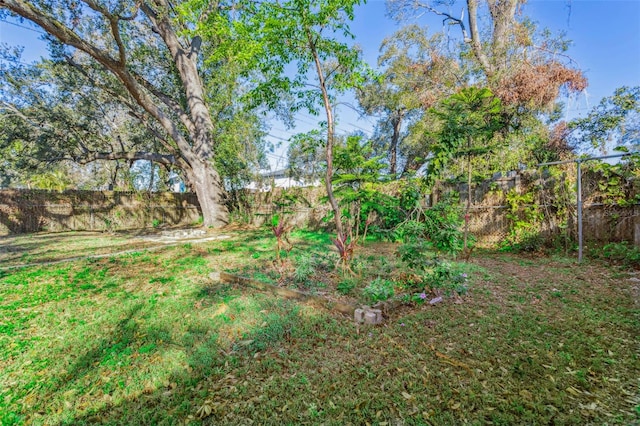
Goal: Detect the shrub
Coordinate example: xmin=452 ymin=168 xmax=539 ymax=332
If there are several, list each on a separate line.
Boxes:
xmin=500 ymin=189 xmax=544 ymax=252
xmin=395 ymin=195 xmax=467 ymax=257
xmin=601 ymin=241 xmax=640 ymax=266
xmin=362 ymin=278 xmax=395 ymax=303
xmin=336 ymin=278 xmax=357 ymax=295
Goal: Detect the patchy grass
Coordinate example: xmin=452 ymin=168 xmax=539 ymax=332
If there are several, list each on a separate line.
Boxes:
xmin=0 ymin=230 xmax=638 ymax=425
xmin=0 ymin=231 xmax=159 ymax=267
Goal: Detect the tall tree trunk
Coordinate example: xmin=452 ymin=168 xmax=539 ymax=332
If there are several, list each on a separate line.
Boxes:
xmin=487 ymin=0 xmax=519 ymax=65
xmin=466 ymin=0 xmax=494 ymax=77
xmin=464 ymin=136 xmax=472 ymax=253
xmin=390 ymin=114 xmax=402 ymax=176
xmin=307 ymin=31 xmax=344 ymax=237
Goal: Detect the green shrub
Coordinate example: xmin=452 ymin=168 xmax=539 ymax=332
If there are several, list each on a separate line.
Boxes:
xmin=396 ymin=240 xmax=437 ymax=272
xmin=362 ymin=278 xmax=395 ymax=303
xmin=601 ymin=241 xmax=640 ymax=266
xmin=336 ymin=278 xmax=357 ymax=295
xmin=500 ymin=189 xmax=544 ymax=252
xmin=395 ymin=194 xmax=467 ymax=257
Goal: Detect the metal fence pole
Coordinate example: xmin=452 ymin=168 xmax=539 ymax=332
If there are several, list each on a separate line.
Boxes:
xmin=576 ymin=160 xmax=583 ymax=262
xmin=538 ymin=151 xmax=638 ymax=263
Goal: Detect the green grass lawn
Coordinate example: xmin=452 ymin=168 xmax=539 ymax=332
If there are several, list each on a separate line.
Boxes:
xmin=0 ymin=230 xmax=638 ymax=425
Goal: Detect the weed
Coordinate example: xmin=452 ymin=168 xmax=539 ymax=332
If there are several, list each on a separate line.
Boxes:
xmin=336 ymin=278 xmax=357 ymax=295
xmin=362 ymin=278 xmax=395 ymax=303
xmin=293 ymin=254 xmax=316 ymax=284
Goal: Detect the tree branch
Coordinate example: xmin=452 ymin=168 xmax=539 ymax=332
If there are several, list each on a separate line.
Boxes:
xmin=83 ymin=0 xmax=126 ymax=64
xmin=1 ymin=0 xmax=199 ymax=163
xmin=74 ymin=151 xmax=176 ymax=165
xmin=467 ymin=0 xmax=493 ymax=76
xmin=414 ymin=1 xmax=470 ymax=41
xmin=133 ymin=74 xmax=196 ymax=135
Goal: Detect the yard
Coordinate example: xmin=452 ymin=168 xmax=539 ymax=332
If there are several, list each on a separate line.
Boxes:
xmin=0 ymin=228 xmax=638 ymax=425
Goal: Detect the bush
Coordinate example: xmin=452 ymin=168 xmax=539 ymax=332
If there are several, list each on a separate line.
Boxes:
xmin=600 ymin=241 xmax=640 ymax=266
xmin=395 ymin=194 xmax=467 ymax=257
xmin=293 ymin=254 xmax=316 ymax=284
xmin=336 ymin=278 xmax=357 ymax=295
xmin=428 ymin=261 xmax=469 ymax=295
xmin=362 ymin=278 xmax=395 ymax=303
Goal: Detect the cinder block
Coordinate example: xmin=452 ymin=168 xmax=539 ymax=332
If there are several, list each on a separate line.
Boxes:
xmin=370 ymin=309 xmax=382 ymax=323
xmin=364 ymin=311 xmax=381 ymax=325
xmin=354 ymin=309 xmax=365 ymax=323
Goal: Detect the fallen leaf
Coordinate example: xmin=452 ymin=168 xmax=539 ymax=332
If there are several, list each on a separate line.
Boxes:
xmin=566 ymin=386 xmax=581 ymax=396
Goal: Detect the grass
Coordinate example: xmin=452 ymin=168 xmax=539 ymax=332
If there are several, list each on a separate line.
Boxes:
xmin=0 ymin=231 xmax=160 ymax=268
xmin=0 ymin=229 xmax=638 ymax=425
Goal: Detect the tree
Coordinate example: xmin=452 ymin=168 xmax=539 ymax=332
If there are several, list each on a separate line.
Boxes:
xmin=569 ymin=86 xmax=640 ymax=153
xmin=384 ymin=0 xmax=588 ymax=177
xmin=287 ymin=130 xmax=326 ymax=184
xmin=0 ymin=0 xmax=259 ymax=227
xmin=332 ymin=134 xmax=387 ymax=237
xmin=0 ymin=48 xmax=163 ymax=189
xmin=227 ymin=0 xmax=366 ymax=239
xmin=358 ymin=25 xmax=458 ymax=175
xmin=388 ymin=0 xmax=586 ymax=111
xmin=428 ymin=86 xmax=503 ymax=252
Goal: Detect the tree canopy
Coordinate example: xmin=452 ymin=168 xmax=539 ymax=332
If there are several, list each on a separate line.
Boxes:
xmin=0 ymin=0 xmax=271 ymax=227
xmin=1 ymin=0 xmax=606 ymax=228
xmin=569 ymin=86 xmax=640 ymax=153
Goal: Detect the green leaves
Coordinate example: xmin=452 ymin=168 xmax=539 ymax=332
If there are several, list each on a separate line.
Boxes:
xmin=569 ymin=86 xmax=640 ymax=152
xmin=426 ymin=86 xmax=504 ymax=185
xmin=207 ymin=0 xmax=367 ymax=113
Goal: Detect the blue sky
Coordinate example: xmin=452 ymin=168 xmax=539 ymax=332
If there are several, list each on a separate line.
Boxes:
xmin=1 ymin=0 xmax=639 ymax=169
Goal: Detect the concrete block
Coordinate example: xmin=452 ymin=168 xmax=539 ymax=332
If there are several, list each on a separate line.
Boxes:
xmin=354 ymin=309 xmax=365 ymax=323
xmin=370 ymin=309 xmax=382 ymax=323
xmin=364 ymin=309 xmax=383 ymax=325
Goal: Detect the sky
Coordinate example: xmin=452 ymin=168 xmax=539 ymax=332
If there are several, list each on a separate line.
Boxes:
xmin=1 ymin=0 xmax=639 ymax=170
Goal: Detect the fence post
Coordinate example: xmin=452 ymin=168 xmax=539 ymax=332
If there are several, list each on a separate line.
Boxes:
xmin=635 ymin=205 xmax=640 ymax=247
xmin=577 ymin=160 xmax=583 ymax=262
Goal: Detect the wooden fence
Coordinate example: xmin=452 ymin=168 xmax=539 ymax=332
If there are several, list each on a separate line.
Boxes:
xmin=0 ymin=189 xmax=201 ymax=235
xmin=2 ymin=171 xmax=638 ymax=247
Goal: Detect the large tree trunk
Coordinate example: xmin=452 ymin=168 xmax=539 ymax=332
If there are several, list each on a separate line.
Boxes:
xmin=188 ymin=159 xmax=229 ymax=228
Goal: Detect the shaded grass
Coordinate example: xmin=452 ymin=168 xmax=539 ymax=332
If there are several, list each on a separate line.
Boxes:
xmin=0 ymin=231 xmax=162 ymax=267
xmin=0 ymin=231 xmax=638 ymax=425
